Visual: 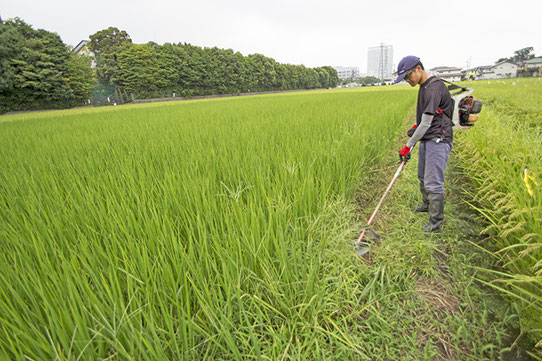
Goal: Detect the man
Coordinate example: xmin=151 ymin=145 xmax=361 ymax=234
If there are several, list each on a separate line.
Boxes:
xmin=395 ymin=56 xmax=454 ymax=233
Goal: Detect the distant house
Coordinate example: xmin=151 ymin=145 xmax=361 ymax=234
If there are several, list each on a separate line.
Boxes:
xmin=477 ymin=65 xmax=496 ymax=80
xmin=522 ymin=57 xmax=542 ymax=77
xmin=73 ymin=40 xmax=96 ymax=68
xmin=493 ymin=61 xmax=518 ymax=78
xmin=524 ymin=57 xmax=542 ymax=69
xmin=429 ymin=66 xmax=462 ymax=82
xmin=462 ymin=68 xmax=479 ymax=80
xmin=475 ymin=63 xmax=514 ymax=80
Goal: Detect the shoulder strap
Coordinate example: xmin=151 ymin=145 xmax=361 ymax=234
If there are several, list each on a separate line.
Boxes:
xmin=440 ymin=78 xmax=468 ymax=92
xmin=425 ymin=76 xmax=441 ymax=86
xmin=427 ymin=77 xmax=454 ymax=122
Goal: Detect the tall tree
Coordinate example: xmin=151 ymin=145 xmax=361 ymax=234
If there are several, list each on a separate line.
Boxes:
xmin=513 ymin=47 xmax=534 ymax=63
xmin=88 ymin=26 xmax=132 ymax=55
xmin=88 ymin=27 xmax=132 ymax=83
xmin=496 ymin=46 xmax=535 ymax=64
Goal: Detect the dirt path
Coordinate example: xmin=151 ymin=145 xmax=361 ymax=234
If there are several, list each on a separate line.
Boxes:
xmin=350 ymin=114 xmax=527 ymax=360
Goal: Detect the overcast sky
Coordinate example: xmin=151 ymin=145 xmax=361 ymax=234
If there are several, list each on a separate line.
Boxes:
xmin=3 ymin=0 xmax=541 ymax=72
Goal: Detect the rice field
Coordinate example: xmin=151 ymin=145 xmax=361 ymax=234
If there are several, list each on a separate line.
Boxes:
xmin=3 ymin=79 xmax=540 ymax=360
xmin=0 ymin=88 xmax=416 ymax=360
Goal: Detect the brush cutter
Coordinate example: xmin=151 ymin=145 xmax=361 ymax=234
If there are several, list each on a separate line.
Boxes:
xmin=354 ymin=151 xmax=412 ymax=256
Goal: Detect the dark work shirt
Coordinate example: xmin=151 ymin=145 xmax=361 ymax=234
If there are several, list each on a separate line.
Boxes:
xmin=416 ymin=76 xmax=454 ymax=143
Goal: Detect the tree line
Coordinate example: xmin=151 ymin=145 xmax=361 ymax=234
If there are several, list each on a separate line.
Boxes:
xmin=89 ymin=27 xmax=338 ymax=100
xmin=0 ymin=19 xmax=339 ymax=113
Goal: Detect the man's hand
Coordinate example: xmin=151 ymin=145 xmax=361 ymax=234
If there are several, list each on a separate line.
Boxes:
xmin=407 ymin=124 xmax=417 ymax=137
xmin=399 ymin=145 xmax=411 ymax=157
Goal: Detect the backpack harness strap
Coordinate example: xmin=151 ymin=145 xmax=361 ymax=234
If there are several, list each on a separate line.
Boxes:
xmin=425 ymin=77 xmax=452 ymax=142
xmin=441 ymin=79 xmax=468 ymax=92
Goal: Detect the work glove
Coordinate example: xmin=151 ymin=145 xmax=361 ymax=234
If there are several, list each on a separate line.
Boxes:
xmin=398 ymin=145 xmax=411 ymax=162
xmin=399 ymin=145 xmax=411 ymax=157
xmin=407 ymin=124 xmax=417 ymax=137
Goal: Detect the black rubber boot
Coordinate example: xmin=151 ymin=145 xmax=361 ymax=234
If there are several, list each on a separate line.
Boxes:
xmin=411 ymin=184 xmax=429 ymax=212
xmin=423 ymin=193 xmax=444 ymax=233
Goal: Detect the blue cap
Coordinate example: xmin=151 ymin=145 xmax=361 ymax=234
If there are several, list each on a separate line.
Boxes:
xmin=394 ymin=56 xmax=420 ymax=83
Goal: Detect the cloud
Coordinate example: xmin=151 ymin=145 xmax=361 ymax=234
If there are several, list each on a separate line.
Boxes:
xmin=3 ymin=0 xmax=542 ymax=70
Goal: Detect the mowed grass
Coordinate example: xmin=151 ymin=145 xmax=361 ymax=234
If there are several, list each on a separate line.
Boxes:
xmin=0 ymin=88 xmax=415 ymax=360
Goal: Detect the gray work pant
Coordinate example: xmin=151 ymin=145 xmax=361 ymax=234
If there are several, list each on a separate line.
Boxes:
xmin=417 ymin=140 xmax=453 ymax=195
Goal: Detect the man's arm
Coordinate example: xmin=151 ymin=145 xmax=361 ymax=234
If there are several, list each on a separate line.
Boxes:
xmin=406 ymin=113 xmax=433 ymax=148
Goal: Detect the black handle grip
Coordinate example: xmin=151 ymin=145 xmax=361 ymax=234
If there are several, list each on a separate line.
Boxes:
xmin=399 ymin=151 xmax=411 ymax=163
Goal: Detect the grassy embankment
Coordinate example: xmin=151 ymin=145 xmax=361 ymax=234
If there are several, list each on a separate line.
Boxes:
xmin=454 ymin=78 xmax=542 ymax=358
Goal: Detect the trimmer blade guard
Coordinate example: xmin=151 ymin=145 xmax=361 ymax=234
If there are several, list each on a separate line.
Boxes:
xmin=354 ymin=242 xmax=370 ymax=257
xmin=364 ymin=226 xmax=380 ymax=241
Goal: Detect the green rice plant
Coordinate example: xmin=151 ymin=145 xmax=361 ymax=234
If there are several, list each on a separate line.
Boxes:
xmin=0 ymin=88 xmax=416 ymax=360
xmin=453 ymin=77 xmax=542 ymax=353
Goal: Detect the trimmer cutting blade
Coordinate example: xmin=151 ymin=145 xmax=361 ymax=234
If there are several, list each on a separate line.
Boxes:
xmin=353 ymin=226 xmax=380 ymax=256
xmin=354 ymin=152 xmax=411 ymax=256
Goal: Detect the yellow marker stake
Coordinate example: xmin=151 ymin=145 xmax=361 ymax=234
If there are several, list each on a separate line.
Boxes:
xmin=524 ymin=168 xmax=538 ymax=197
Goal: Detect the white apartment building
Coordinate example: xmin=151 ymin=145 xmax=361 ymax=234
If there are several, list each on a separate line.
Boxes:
xmin=367 ymin=44 xmax=393 ymax=79
xmin=333 ymin=66 xmax=360 ymax=80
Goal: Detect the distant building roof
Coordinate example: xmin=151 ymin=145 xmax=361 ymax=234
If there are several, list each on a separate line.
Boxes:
xmin=494 ymin=61 xmax=518 ymax=67
xmin=333 ymin=66 xmax=360 ymax=71
xmin=73 ymin=40 xmax=89 ymax=54
xmin=430 ymin=66 xmax=461 ymax=71
xmin=525 ymin=57 xmax=542 ymax=64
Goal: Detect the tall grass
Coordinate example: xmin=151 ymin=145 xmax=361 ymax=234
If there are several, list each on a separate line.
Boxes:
xmin=454 ymin=77 xmax=542 ymax=354
xmin=0 ymin=89 xmax=415 ymax=360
